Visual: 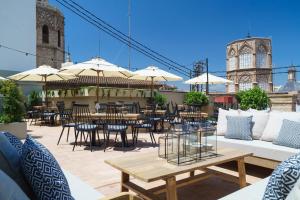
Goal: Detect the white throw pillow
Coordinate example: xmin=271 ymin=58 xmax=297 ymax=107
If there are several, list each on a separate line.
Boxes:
xmin=248 ymin=108 xmax=269 ymax=113
xmin=286 ymin=177 xmax=300 ymax=200
xmin=261 ymin=112 xmax=300 ymax=141
xmin=216 ymin=108 xmax=239 ymax=135
xmin=240 ymin=110 xmax=269 ymax=139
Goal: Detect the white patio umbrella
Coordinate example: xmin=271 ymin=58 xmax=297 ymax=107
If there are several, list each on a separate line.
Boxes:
xmin=8 ymin=65 xmax=76 ymax=106
xmin=60 ymin=57 xmax=133 ymax=102
xmin=185 ymin=73 xmax=232 ymax=94
xmin=129 ymin=66 xmax=183 ymax=97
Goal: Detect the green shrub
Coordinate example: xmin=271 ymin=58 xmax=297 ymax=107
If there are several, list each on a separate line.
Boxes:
xmin=184 ymin=91 xmax=209 ymax=107
xmin=28 ymin=90 xmax=42 ymax=107
xmin=153 ymin=93 xmax=167 ymax=107
xmin=236 ymin=86 xmax=270 ymax=110
xmin=0 ymin=80 xmax=25 ymax=123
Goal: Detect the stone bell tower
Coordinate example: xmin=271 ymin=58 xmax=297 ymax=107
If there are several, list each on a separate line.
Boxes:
xmin=36 ymin=0 xmax=65 ymax=68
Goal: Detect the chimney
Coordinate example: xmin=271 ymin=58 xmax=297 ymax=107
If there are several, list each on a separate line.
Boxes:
xmin=288 ymin=66 xmax=296 ymax=82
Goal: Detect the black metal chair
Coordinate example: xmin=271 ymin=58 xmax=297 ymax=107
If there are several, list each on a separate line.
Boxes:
xmin=104 ymin=105 xmax=128 ymax=151
xmin=72 ymin=104 xmax=100 ymax=152
xmin=132 ymin=115 xmax=156 ymax=146
xmin=57 ymin=102 xmax=76 ymax=145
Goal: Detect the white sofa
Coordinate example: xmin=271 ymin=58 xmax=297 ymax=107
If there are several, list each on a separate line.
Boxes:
xmin=63 ymin=170 xmax=104 ymax=200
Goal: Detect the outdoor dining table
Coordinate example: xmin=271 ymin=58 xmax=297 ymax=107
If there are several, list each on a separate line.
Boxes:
xmin=33 ymin=105 xmax=58 ymax=125
xmin=141 ymin=110 xmax=166 ymax=132
xmin=179 ymin=111 xmax=208 ymax=119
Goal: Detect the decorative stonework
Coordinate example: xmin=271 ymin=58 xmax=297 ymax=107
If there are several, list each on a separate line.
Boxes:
xmin=226 ymin=37 xmax=273 ymax=93
xmin=36 ymin=0 xmax=65 ymax=69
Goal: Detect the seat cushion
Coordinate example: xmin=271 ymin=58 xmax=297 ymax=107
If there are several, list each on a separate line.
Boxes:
xmin=21 ymin=136 xmax=74 ymax=200
xmin=263 ymin=153 xmax=300 ymax=199
xmin=135 ymin=123 xmax=152 ymax=128
xmin=225 ymin=116 xmax=253 ymax=141
xmin=63 ymin=169 xmax=104 ymax=200
xmin=0 ymin=133 xmax=36 ymax=199
xmin=2 ymin=131 xmax=23 ymax=156
xmin=207 ymin=136 xmax=300 ymax=162
xmin=77 ymin=124 xmax=97 ymax=131
xmin=273 ymin=119 xmax=300 ymax=149
xmin=0 ymin=170 xmax=30 ymax=200
xmin=220 ymin=177 xmax=269 ymax=200
xmin=107 ymin=125 xmax=128 ymax=131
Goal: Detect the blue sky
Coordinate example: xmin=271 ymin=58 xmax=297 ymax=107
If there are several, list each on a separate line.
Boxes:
xmin=50 ymin=0 xmax=300 ymax=90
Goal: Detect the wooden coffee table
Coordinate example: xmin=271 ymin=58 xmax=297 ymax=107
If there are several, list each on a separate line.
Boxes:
xmin=105 ymin=148 xmax=252 ymax=200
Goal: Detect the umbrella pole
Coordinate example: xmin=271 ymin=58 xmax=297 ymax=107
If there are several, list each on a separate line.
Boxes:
xmin=151 ymin=77 xmax=154 ymax=99
xmin=44 ymin=76 xmax=48 ymax=108
xmin=96 ymin=71 xmax=100 ymax=103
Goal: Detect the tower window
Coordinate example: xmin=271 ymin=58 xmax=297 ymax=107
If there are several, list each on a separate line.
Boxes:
xmin=256 ymin=45 xmax=267 ymax=68
xmin=42 ymin=25 xmax=49 ymax=44
xmin=239 ymin=46 xmax=253 ymax=69
xmin=58 ymin=30 xmax=61 ymax=47
xmin=228 ymin=49 xmax=236 ymax=70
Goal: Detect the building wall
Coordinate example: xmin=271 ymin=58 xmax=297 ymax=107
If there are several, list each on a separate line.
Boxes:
xmin=226 ymin=37 xmax=273 ymax=93
xmin=0 ymin=0 xmax=36 ymax=71
xmin=36 ymin=0 xmax=65 ymax=68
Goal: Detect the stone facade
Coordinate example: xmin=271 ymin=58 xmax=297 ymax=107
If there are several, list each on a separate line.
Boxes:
xmin=226 ymin=37 xmax=273 ymax=93
xmin=36 ymin=0 xmax=64 ymax=69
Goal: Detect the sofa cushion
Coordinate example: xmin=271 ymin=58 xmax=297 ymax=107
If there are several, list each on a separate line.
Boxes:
xmin=263 ymin=153 xmax=300 ymax=199
xmin=274 ymin=119 xmax=300 ymax=149
xmin=2 ymin=131 xmax=23 ymax=156
xmin=219 ymin=177 xmax=269 ymax=200
xmin=240 ymin=110 xmax=269 ymax=139
xmin=261 ymin=112 xmax=300 ymax=142
xmin=63 ymin=169 xmax=104 ymax=200
xmin=0 ymin=133 xmax=36 ymax=199
xmin=225 ymin=116 xmax=252 ymax=140
xmin=0 ymin=170 xmax=30 ymax=200
xmin=216 ymin=108 xmax=239 ymax=135
xmin=286 ymin=177 xmax=300 ymax=200
xmin=207 ymin=136 xmax=300 ymax=162
xmin=21 ymin=136 xmax=74 ymax=200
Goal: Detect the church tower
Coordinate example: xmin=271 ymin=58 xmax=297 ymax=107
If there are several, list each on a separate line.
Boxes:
xmin=226 ymin=37 xmax=273 ymax=93
xmin=36 ymin=0 xmax=65 ymax=68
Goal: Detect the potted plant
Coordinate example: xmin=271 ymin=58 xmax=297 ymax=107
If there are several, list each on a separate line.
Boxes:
xmin=153 ymin=93 xmax=167 ymax=109
xmin=236 ymin=86 xmax=270 ymax=110
xmin=0 ymin=80 xmax=27 ymax=139
xmin=184 ymin=91 xmax=209 ymax=109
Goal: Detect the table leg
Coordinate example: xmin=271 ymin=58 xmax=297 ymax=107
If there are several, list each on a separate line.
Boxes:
xmin=92 ymin=130 xmax=96 ymax=146
xmin=166 ymin=176 xmax=177 ymax=200
xmin=121 ymin=172 xmax=129 ymax=192
xmin=190 ymin=171 xmax=195 ymax=177
xmin=237 ymin=158 xmax=247 ymax=188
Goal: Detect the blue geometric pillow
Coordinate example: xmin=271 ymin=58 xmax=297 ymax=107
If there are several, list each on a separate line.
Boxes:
xmin=273 ymin=119 xmax=300 ymax=149
xmin=21 ymin=136 xmax=74 ymax=200
xmin=1 ymin=131 xmax=23 ymax=156
xmin=225 ymin=116 xmax=253 ymax=140
xmin=263 ymin=153 xmax=300 ymax=199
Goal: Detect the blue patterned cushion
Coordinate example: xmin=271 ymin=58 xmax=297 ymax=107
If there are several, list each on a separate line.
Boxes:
xmin=273 ymin=119 xmax=300 ymax=149
xmin=77 ymin=123 xmax=97 ymax=131
xmin=225 ymin=116 xmax=253 ymax=140
xmin=21 ymin=136 xmax=74 ymax=200
xmin=2 ymin=131 xmax=23 ymax=156
xmin=263 ymin=153 xmax=300 ymax=199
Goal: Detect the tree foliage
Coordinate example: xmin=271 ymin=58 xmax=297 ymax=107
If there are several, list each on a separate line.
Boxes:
xmin=0 ymin=80 xmax=25 ymax=123
xmin=184 ymin=91 xmax=209 ymax=107
xmin=236 ymin=86 xmax=270 ymax=110
xmin=153 ymin=92 xmax=167 ymax=107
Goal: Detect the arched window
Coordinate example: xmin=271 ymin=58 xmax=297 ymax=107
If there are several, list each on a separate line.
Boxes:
xmin=257 ymin=75 xmax=269 ymax=91
xmin=58 ymin=30 xmax=61 ymax=47
xmin=239 ymin=46 xmax=253 ymax=69
xmin=42 ymin=25 xmax=49 ymax=44
xmin=256 ymin=45 xmax=267 ymax=68
xmin=228 ymin=49 xmax=236 ymax=71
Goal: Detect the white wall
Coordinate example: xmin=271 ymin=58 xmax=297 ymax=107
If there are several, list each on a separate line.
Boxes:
xmin=0 ymin=0 xmax=36 ymax=71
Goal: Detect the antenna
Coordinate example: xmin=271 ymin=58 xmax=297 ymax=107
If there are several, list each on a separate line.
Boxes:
xmin=128 ymin=0 xmax=131 ymax=70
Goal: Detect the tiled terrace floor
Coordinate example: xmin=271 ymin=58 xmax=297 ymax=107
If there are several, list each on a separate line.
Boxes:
xmin=27 ymin=122 xmax=272 ymax=200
